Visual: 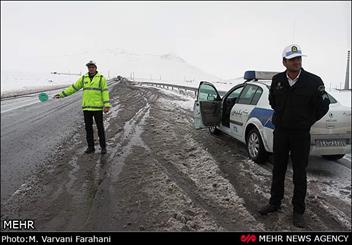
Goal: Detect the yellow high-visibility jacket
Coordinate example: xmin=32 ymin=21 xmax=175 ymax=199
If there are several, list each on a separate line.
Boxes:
xmin=59 ymin=72 xmax=112 ymax=111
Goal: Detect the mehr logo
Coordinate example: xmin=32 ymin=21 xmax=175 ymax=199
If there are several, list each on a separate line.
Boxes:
xmin=291 ymin=46 xmax=298 ymax=53
xmin=241 ymin=234 xmax=257 ymax=243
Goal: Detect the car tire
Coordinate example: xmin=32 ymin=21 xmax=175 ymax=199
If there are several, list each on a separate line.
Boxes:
xmin=246 ymin=128 xmax=268 ymax=164
xmin=209 ymin=126 xmax=220 ymax=135
xmin=322 ymin=154 xmax=345 ymax=161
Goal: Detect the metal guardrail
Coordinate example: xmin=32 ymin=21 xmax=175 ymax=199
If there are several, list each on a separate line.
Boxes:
xmin=1 ymin=79 xmax=118 ymax=101
xmin=1 ymin=78 xmax=225 ymax=101
xmin=134 ymin=81 xmax=228 ymax=97
xmin=1 ymin=85 xmax=71 ymax=101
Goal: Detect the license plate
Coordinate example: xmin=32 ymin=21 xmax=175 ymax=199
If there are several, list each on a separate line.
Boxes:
xmin=316 ymin=139 xmax=346 ymax=147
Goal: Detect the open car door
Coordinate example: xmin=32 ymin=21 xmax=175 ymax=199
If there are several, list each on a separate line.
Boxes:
xmin=193 ymin=81 xmax=222 ymax=129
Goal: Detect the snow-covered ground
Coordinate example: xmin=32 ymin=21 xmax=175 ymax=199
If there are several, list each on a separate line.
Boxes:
xmin=1 ymin=79 xmax=350 ymax=231
xmin=140 ymin=78 xmax=351 ymax=108
xmin=1 ymin=70 xmax=79 ymax=94
xmin=137 ymin=84 xmax=195 ymax=111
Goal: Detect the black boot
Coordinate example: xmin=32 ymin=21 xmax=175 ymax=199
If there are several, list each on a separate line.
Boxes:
xmin=293 ymin=212 xmax=305 ymax=228
xmin=84 ymin=147 xmax=95 ymax=154
xmin=101 ymin=148 xmax=107 ymax=154
xmin=258 ymin=204 xmax=281 ymax=215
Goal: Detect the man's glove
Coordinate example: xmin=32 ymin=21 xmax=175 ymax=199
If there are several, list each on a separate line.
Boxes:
xmin=103 ymin=107 xmax=110 ymax=113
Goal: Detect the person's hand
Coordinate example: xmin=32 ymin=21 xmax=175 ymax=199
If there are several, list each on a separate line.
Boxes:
xmin=103 ymin=107 xmax=110 ymax=113
xmin=53 ymin=94 xmax=61 ymax=99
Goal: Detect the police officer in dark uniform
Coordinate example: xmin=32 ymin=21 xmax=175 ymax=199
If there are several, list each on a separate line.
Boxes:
xmin=258 ymin=44 xmax=330 ymax=228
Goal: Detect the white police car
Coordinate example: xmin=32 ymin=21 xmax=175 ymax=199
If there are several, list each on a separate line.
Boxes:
xmin=193 ymin=71 xmax=351 ymax=163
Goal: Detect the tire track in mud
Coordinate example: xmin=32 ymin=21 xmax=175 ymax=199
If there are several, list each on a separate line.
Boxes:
xmin=2 ymin=81 xmax=350 ymax=231
xmin=142 ymin=89 xmax=276 ymax=231
xmin=56 ymin=83 xmax=157 ymax=230
xmin=307 ymin=180 xmax=351 ymax=231
xmin=82 ymin=87 xmax=155 ymax=230
xmin=140 ymin=84 xmax=350 ymax=231
xmin=81 ymin=83 xmax=223 ymax=231
xmin=141 ymin=90 xmax=264 ymax=231
xmin=210 ymin=126 xmax=347 ymax=230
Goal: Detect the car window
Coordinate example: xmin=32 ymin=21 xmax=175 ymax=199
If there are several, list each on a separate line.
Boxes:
xmin=198 ymin=83 xmax=219 ymax=101
xmin=237 ymin=85 xmax=258 ymax=105
xmin=250 ymin=87 xmax=263 ymax=105
xmin=227 ymin=86 xmax=244 ymax=101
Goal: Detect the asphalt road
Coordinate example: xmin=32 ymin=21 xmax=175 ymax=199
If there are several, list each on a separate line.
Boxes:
xmin=1 ymin=89 xmax=83 ymax=204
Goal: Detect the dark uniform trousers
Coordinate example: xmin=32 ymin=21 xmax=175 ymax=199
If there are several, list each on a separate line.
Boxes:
xmin=83 ymin=110 xmax=106 ymax=149
xmin=269 ymin=128 xmax=311 ymax=214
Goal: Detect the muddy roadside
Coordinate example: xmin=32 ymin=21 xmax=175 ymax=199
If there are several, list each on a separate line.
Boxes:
xmin=1 ymin=81 xmax=350 ymax=231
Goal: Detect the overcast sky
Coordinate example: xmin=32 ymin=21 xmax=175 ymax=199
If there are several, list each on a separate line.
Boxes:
xmin=1 ymin=1 xmax=351 ymax=87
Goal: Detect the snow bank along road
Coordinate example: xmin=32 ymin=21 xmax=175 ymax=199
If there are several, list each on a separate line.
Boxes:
xmin=1 ymin=81 xmax=350 ymax=231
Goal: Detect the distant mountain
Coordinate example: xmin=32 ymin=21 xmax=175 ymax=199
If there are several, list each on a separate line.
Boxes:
xmin=1 ymin=48 xmax=225 ymax=92
xmin=45 ymin=48 xmax=223 ymax=83
xmin=91 ymin=49 xmax=224 ymax=85
xmin=160 ymin=53 xmax=186 ymax=63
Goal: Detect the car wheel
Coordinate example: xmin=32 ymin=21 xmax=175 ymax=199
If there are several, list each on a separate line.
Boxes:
xmin=209 ymin=126 xmax=220 ymax=135
xmin=322 ymin=154 xmax=345 ymax=161
xmin=246 ymin=128 xmax=268 ymax=164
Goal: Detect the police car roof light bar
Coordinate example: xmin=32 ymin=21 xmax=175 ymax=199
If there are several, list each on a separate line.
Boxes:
xmin=244 ymin=71 xmax=279 ymax=81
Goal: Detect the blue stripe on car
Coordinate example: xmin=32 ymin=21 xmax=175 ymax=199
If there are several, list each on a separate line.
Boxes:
xmin=248 ymin=108 xmax=275 ymax=129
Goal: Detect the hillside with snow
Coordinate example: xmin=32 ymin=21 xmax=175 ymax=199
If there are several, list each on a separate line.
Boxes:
xmin=1 ymin=48 xmax=350 ymax=107
xmin=96 ymin=49 xmax=223 ymax=84
xmin=1 ymin=49 xmax=226 ymax=94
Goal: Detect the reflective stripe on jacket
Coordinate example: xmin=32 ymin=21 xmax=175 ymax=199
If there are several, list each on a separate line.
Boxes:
xmin=59 ymin=72 xmax=112 ymax=111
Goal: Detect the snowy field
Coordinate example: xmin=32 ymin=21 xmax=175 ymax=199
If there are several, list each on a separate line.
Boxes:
xmin=1 ymin=70 xmax=80 ymax=94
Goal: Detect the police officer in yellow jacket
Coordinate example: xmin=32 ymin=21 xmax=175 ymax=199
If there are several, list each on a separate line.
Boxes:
xmin=54 ymin=61 xmax=111 ymax=154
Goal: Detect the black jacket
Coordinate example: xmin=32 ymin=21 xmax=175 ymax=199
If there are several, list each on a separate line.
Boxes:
xmin=269 ymin=68 xmax=330 ymax=131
